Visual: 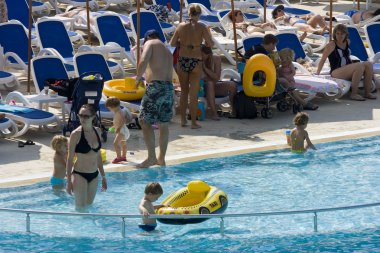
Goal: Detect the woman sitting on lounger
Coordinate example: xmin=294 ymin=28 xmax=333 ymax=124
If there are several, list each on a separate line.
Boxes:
xmin=344 ymin=8 xmax=380 ymax=24
xmin=201 ymin=45 xmax=237 ymax=119
xmin=272 ymin=5 xmax=328 ymax=35
xmin=228 ymin=9 xmax=277 ymax=34
xmin=316 ymin=24 xmax=376 ymax=101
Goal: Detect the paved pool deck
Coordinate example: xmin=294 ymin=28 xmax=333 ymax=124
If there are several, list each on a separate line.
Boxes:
xmin=1 ymin=0 xmax=380 ymax=187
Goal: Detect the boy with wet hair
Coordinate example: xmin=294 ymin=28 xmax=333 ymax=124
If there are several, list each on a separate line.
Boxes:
xmin=290 ymin=112 xmax=316 ymax=153
xmin=138 ymin=182 xmax=166 ymax=231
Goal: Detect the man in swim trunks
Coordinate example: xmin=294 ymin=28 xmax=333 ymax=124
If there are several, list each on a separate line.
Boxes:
xmin=136 ymin=30 xmax=174 ymax=168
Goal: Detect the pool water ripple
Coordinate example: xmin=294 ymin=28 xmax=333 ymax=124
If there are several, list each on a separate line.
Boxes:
xmin=0 ymin=136 xmax=380 ymax=252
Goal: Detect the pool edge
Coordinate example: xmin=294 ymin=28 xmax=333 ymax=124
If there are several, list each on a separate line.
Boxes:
xmin=2 ymin=127 xmax=380 ymax=188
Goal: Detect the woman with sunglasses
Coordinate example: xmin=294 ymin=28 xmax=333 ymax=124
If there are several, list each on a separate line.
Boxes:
xmin=66 ymin=104 xmax=107 ymax=211
xmin=227 ymin=9 xmax=276 ymax=34
xmin=170 ymin=4 xmax=214 ymax=129
xmin=272 ymin=5 xmax=328 ymax=35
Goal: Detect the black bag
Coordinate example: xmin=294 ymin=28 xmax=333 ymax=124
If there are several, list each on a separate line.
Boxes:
xmin=45 ymin=78 xmax=78 ymax=101
xmin=234 ymin=91 xmax=257 ymax=119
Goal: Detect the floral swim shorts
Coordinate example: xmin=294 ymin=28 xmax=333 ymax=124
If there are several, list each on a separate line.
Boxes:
xmin=139 ymin=80 xmax=174 ymax=125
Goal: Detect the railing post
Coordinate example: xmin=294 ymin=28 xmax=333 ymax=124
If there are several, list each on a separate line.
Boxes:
xmin=220 ymin=217 xmax=225 ymax=236
xmin=121 ymin=217 xmax=126 ymax=238
xmin=26 ymin=213 xmax=30 ymax=233
xmin=313 ymin=212 xmax=318 ymax=232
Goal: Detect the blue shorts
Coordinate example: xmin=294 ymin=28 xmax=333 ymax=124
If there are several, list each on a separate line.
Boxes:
xmin=139 ymin=81 xmax=174 ymax=125
xmin=292 ymin=19 xmax=307 ymax=25
xmin=344 ymin=10 xmax=358 ymax=17
xmin=138 ymin=223 xmax=157 ymax=232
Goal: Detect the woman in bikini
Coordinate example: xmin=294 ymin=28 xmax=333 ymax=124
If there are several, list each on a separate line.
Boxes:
xmin=228 ymin=9 xmax=277 ymax=34
xmin=272 ymin=5 xmax=328 ymax=35
xmin=316 ymin=24 xmax=376 ymax=101
xmin=66 ymin=104 xmax=107 ymax=211
xmin=344 ymin=8 xmax=380 ymax=24
xmin=170 ymin=4 xmax=214 ymax=129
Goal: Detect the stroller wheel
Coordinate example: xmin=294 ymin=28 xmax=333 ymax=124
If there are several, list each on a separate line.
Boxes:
xmin=277 ymin=100 xmax=289 ymax=112
xmin=261 ymin=108 xmax=273 ymax=119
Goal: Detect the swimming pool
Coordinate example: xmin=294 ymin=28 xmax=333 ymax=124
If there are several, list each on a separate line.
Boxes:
xmin=0 ymin=136 xmax=380 ymax=252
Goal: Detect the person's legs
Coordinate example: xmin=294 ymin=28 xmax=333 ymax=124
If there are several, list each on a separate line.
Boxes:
xmin=205 ymin=80 xmax=219 ymax=120
xmin=137 ymin=119 xmax=157 ymax=168
xmin=73 ymin=174 xmax=88 ymax=211
xmin=157 ymin=123 xmax=169 ymax=166
xmin=188 ymin=64 xmax=203 ymax=129
xmin=307 ymin=14 xmax=327 ymax=29
xmin=177 ymin=67 xmax=190 ymax=126
xmin=215 ymin=81 xmax=237 ymax=116
xmin=363 ymin=61 xmax=376 ymax=98
xmin=87 ymin=176 xmax=99 ymax=206
xmin=113 ymin=134 xmax=123 ymax=158
xmin=293 ymin=23 xmax=323 ymax=35
xmin=331 ymin=62 xmax=365 ymax=99
xmin=121 ymin=141 xmax=127 ymax=159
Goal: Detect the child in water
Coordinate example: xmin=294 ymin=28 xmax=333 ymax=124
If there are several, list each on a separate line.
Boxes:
xmin=50 ymin=135 xmax=68 ymax=190
xmin=138 ymin=182 xmax=166 ymax=231
xmin=105 ymin=97 xmax=132 ymax=164
xmin=291 ymin=112 xmax=316 ymax=153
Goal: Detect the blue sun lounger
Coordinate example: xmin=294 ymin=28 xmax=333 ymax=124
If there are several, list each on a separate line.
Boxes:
xmin=0 ymin=117 xmax=18 ymax=138
xmin=0 ymin=103 xmax=61 ymax=137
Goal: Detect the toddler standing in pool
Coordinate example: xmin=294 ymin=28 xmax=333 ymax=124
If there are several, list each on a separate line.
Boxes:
xmin=105 ymin=97 xmax=132 ymax=164
xmin=138 ymin=182 xmax=166 ymax=231
xmin=291 ymin=112 xmax=316 ymax=153
xmin=50 ymin=135 xmax=68 ymax=190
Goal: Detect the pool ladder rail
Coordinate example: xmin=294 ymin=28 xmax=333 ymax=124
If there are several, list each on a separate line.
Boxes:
xmin=1 ymin=202 xmax=380 ymax=238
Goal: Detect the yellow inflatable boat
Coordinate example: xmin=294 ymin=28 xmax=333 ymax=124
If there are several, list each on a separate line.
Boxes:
xmin=103 ymin=77 xmax=145 ymax=101
xmin=156 ymin=180 xmax=228 ymax=225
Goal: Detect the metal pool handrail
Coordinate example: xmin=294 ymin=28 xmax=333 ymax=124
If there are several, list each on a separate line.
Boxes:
xmin=1 ymin=202 xmax=380 ymax=237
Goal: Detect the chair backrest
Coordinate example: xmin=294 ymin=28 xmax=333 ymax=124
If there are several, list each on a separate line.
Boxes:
xmin=36 ymin=19 xmax=74 ymax=59
xmin=95 ymin=15 xmax=132 ymax=51
xmin=347 ymin=25 xmax=368 ymax=61
xmin=242 ymin=35 xmax=264 ymax=52
xmin=74 ymin=52 xmax=113 ymax=81
xmin=275 ymin=32 xmax=306 ymax=60
xmin=155 ymin=0 xmax=181 ymax=12
xmin=130 ymin=10 xmax=166 ymax=43
xmin=31 ymin=56 xmax=69 ymax=92
xmin=5 ymin=0 xmax=34 ymax=28
xmin=0 ymin=20 xmax=30 ymax=63
xmin=364 ymin=22 xmax=380 ymax=56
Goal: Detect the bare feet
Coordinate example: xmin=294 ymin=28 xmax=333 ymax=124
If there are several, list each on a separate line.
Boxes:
xmin=191 ymin=124 xmax=201 ymax=129
xmin=181 ymin=119 xmax=188 ymax=127
xmin=136 ymin=158 xmax=158 ymax=168
xmin=157 ymin=158 xmax=166 ymax=166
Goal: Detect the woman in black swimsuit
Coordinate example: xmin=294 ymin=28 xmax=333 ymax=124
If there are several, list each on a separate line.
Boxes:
xmin=66 ymin=104 xmax=107 ymax=210
xmin=170 ymin=4 xmax=214 ymax=129
xmin=316 ymin=24 xmax=376 ymax=101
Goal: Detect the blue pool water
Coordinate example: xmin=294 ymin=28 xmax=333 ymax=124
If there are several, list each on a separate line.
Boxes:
xmin=1 ymin=136 xmax=380 ymax=252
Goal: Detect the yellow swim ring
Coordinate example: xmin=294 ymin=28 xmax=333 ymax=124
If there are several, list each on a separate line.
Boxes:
xmin=243 ymin=53 xmax=276 ymax=97
xmin=103 ymin=77 xmax=145 ymax=101
xmin=156 ymin=180 xmax=228 ymax=225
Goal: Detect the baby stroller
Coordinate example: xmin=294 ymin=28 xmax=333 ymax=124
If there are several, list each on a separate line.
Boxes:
xmin=62 ymin=72 xmax=108 ymax=142
xmin=236 ymin=50 xmax=302 ymax=119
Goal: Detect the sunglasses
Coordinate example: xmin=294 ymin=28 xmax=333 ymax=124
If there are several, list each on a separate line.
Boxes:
xmin=78 ymin=114 xmax=93 ymax=119
xmin=277 ymin=9 xmax=284 ymax=13
xmin=235 ymin=12 xmax=243 ymax=17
